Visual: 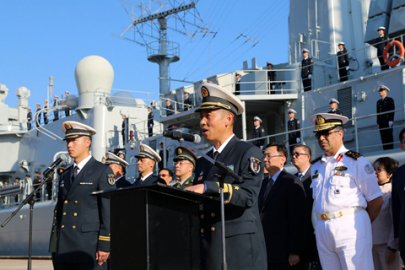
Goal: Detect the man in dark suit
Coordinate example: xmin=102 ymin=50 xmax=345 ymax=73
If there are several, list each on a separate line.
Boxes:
xmin=291 ymin=144 xmax=322 ymax=270
xmin=392 ymin=128 xmax=405 ymax=263
xmin=50 ymin=121 xmax=115 ymax=270
xmin=186 ymin=82 xmax=267 ymax=270
xmin=301 ymin=48 xmax=314 ymax=92
xmin=258 ymin=143 xmax=306 ymax=270
xmin=376 ymin=84 xmax=395 ymax=150
xmin=132 ymin=143 xmax=161 ymax=186
xmin=103 ymin=152 xmax=131 ymax=188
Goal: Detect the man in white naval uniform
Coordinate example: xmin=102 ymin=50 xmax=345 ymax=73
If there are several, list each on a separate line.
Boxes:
xmin=310 ymin=113 xmax=383 ymax=270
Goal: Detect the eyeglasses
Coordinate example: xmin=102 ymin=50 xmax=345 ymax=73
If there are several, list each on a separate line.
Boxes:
xmin=174 ymin=160 xmax=192 ymax=166
xmin=159 ymin=174 xmax=168 ymax=177
xmin=292 ymin=152 xmax=308 ymax=157
xmin=264 ymin=154 xmax=283 ymax=159
xmin=315 ymin=130 xmax=339 ymax=139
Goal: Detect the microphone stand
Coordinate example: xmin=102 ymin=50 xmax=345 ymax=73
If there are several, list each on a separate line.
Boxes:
xmin=180 ymin=140 xmax=242 ymax=270
xmin=1 ymin=170 xmax=56 ymax=270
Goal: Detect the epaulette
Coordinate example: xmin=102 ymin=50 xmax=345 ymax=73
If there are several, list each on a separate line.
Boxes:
xmin=311 ymin=156 xmax=322 ymax=164
xmin=345 ymin=150 xmax=362 ymax=160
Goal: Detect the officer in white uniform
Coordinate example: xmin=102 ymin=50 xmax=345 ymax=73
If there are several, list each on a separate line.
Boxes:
xmin=310 ymin=113 xmax=383 ymax=270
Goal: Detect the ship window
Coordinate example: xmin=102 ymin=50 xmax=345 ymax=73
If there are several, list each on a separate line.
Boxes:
xmin=337 ymin=87 xmax=352 ymax=125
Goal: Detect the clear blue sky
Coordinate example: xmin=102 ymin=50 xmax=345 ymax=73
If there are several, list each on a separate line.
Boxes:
xmin=0 ymin=0 xmax=289 ymax=108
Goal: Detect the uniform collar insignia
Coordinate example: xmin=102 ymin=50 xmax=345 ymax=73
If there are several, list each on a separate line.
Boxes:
xmin=335 ymin=166 xmax=347 ymax=171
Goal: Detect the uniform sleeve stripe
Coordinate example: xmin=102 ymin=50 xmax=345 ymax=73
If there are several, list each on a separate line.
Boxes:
xmin=99 ymin=236 xmax=111 ymax=241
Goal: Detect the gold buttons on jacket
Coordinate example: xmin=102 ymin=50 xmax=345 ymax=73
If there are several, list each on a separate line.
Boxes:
xmin=63 ymin=212 xmax=67 ymax=216
xmin=200 ymin=228 xmax=205 ymax=233
xmin=73 ymin=212 xmax=78 ymax=217
xmin=74 ymin=200 xmax=79 ymax=204
xmin=211 ymin=212 xmax=216 ymax=218
xmin=64 ymin=200 xmax=68 ymax=204
xmin=61 ymin=225 xmax=65 ymax=229
xmin=211 ymin=226 xmax=216 ymax=232
xmin=72 ymin=225 xmax=76 ymax=229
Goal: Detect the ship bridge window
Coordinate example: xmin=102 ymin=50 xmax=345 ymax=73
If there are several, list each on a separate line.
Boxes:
xmin=337 ymin=86 xmax=352 ymax=125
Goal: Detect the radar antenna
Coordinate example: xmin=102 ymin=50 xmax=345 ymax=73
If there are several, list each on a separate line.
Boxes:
xmin=120 ymin=0 xmax=208 ymax=95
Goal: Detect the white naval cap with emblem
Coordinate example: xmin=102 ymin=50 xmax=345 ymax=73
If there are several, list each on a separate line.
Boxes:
xmin=288 ymin=108 xmax=297 ymax=114
xmin=135 ymin=144 xmax=162 ymax=162
xmin=104 ymin=152 xmax=129 ymax=167
xmin=196 ymin=82 xmax=244 ymax=115
xmin=329 ymin=98 xmax=339 ymax=104
xmin=62 ymin=121 xmax=96 ymax=140
xmin=378 ymin=26 xmax=386 ymax=31
xmin=311 ymin=113 xmax=349 ymax=132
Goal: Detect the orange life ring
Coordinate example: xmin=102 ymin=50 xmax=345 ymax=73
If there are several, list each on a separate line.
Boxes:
xmin=383 ymin=40 xmax=405 ymax=67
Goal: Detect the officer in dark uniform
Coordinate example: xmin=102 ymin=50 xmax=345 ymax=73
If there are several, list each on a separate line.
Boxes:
xmin=328 ymin=98 xmax=342 ymax=115
xmin=172 ymin=146 xmax=197 ymax=190
xmin=301 ymin=48 xmax=314 ymax=91
xmin=50 ymin=121 xmax=115 ymax=270
xmin=252 ymin=115 xmax=266 ymax=149
xmin=186 ymin=82 xmax=267 ymax=270
xmin=27 ymin=108 xmax=32 ymax=130
xmin=103 ymin=152 xmax=131 ymax=188
xmin=375 ymin=26 xmax=389 ymax=71
xmin=132 ymin=144 xmax=161 ymax=186
xmin=183 ymin=92 xmax=193 ymax=111
xmin=287 ymin=108 xmax=301 ymax=156
xmin=376 ymin=84 xmax=395 ymax=150
xmin=337 ymin=42 xmax=349 ymax=82
xmin=147 ymin=107 xmax=154 ymax=137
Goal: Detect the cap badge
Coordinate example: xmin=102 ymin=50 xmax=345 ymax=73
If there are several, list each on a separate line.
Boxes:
xmin=177 ymin=148 xmax=183 ymax=155
xmin=201 ymin=86 xmax=209 ymax=98
xmin=64 ymin=123 xmax=72 ymax=130
xmin=107 ymin=173 xmax=116 ymax=186
xmin=316 ymin=115 xmax=325 ymax=125
xmin=140 ymin=145 xmax=144 ymax=152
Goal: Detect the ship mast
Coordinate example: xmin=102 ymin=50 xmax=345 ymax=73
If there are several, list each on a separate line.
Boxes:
xmin=132 ymin=3 xmax=195 ymax=96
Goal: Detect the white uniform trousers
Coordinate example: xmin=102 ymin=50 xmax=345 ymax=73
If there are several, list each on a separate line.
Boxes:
xmin=314 ymin=209 xmax=374 ymax=270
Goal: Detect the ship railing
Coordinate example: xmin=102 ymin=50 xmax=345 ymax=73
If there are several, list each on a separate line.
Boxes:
xmin=34 ymin=107 xmax=66 ymax=141
xmin=158 ymin=97 xmax=195 ymax=117
xmin=247 ymin=108 xmax=405 ymax=159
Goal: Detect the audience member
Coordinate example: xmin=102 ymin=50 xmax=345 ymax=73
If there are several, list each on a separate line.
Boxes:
xmin=147 ymin=107 xmax=154 ymax=137
xmin=53 ymin=96 xmax=59 ymax=121
xmin=287 ymin=108 xmax=301 ymax=155
xmin=301 ymin=48 xmax=314 ymax=91
xmin=311 ymin=113 xmax=383 ymax=269
xmin=337 ymin=42 xmax=349 ymax=82
xmin=103 ymin=152 xmax=131 ymax=188
xmin=266 ymin=62 xmax=276 ymax=94
xmin=235 ymin=73 xmax=241 ymax=95
xmin=165 ymin=99 xmax=175 ymax=116
xmin=372 ymin=157 xmax=402 ymax=270
xmin=27 ymin=108 xmax=32 ymax=130
xmin=291 ymin=144 xmax=322 ymax=270
xmin=158 ymin=168 xmax=174 ymax=186
xmin=132 ymin=144 xmax=161 ymax=187
xmin=64 ymin=90 xmax=71 ymax=117
xmin=259 ymin=143 xmax=306 ymax=269
xmin=392 ymin=128 xmax=405 ymax=263
xmin=328 ymin=98 xmax=342 ymax=115
xmin=376 ymin=85 xmax=395 ymax=150
xmin=183 ymin=92 xmax=193 ymax=111
xmin=173 ymin=146 xmax=196 ymax=190
xmin=376 ymin=26 xmax=389 ymax=71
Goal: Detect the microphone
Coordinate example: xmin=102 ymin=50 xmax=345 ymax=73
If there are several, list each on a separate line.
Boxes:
xmin=163 ymin=130 xmax=201 ymax=143
xmin=43 ymin=157 xmax=65 ymax=178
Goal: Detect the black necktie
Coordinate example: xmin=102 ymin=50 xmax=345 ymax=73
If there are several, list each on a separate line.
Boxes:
xmin=213 ymin=151 xmax=219 ymax=160
xmin=263 ymin=177 xmax=274 ymax=201
xmin=71 ymin=166 xmax=78 ymax=184
xmin=297 ymin=173 xmax=303 ymax=180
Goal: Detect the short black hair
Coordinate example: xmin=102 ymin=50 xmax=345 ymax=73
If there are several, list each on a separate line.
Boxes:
xmin=264 ymin=143 xmax=288 ymax=158
xmin=293 ymin=144 xmax=312 ymax=158
xmin=373 ymin=157 xmax=399 ymax=175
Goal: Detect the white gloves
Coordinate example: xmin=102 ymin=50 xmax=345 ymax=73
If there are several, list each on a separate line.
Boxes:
xmin=308 ymin=74 xmax=312 ymax=79
xmin=389 ymin=121 xmax=393 ymax=128
xmin=296 ymin=137 xmax=301 ymax=143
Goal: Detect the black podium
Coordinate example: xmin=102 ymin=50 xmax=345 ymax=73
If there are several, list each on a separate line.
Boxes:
xmin=103 ymin=185 xmax=211 ymax=270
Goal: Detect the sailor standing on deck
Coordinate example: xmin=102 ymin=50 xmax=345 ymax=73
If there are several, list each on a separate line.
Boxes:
xmin=50 ymin=121 xmax=115 ymax=270
xmin=301 ymin=48 xmax=314 ymax=92
xmin=185 ymin=82 xmax=267 ymax=270
xmin=310 ymin=113 xmax=383 ymax=270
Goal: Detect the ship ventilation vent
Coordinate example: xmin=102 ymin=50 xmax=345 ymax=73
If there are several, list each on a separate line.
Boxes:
xmin=337 ymin=87 xmax=353 ymax=125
